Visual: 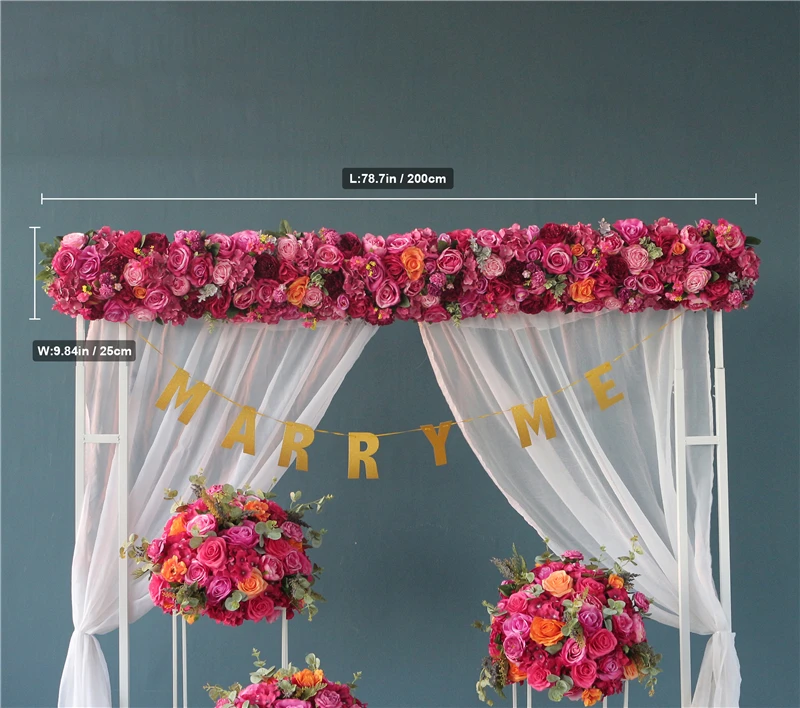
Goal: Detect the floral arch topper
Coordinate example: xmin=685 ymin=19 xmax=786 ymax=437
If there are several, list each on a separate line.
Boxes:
xmin=39 ymin=218 xmax=759 ymax=327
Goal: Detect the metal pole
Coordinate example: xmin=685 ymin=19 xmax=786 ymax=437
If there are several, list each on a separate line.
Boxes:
xmin=172 ymin=612 xmax=178 ymax=708
xmin=713 ymin=311 xmax=733 ymax=626
xmin=281 ymin=608 xmax=289 ymax=667
xmin=74 ymin=316 xmax=85 ymax=537
xmin=182 ymin=618 xmax=188 ymax=708
xmin=512 ymin=682 xmax=518 ymax=708
xmin=673 ymin=314 xmax=692 ymax=707
xmin=526 ymin=680 xmax=531 ymax=707
xmin=118 ymin=322 xmax=130 ymax=708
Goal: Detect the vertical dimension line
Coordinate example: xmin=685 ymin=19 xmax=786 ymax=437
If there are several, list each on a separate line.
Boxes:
xmin=29 ymin=226 xmax=41 ymax=320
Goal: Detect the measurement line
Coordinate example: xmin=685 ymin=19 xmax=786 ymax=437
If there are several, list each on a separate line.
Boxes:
xmin=29 ymin=226 xmax=41 ymax=321
xmin=41 ymin=193 xmax=758 ymax=203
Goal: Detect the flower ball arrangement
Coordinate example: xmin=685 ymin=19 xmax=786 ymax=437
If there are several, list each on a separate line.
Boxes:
xmin=122 ymin=475 xmax=332 ymax=625
xmin=205 ymin=650 xmax=366 ymax=708
xmin=476 ymin=541 xmax=661 ymax=707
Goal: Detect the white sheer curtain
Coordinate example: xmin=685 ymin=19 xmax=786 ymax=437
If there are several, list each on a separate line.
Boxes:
xmin=59 ymin=318 xmax=376 ymax=708
xmin=420 ymin=309 xmax=739 ymax=707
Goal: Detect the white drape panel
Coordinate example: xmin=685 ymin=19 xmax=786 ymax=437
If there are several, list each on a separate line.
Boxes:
xmin=420 ymin=310 xmax=739 ymax=707
xmin=59 ymin=318 xmax=376 ymax=708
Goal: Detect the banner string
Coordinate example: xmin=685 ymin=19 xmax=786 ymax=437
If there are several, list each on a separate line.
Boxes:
xmin=126 ymin=313 xmax=683 ymax=438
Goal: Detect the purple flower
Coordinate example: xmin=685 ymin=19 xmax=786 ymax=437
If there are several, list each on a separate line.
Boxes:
xmin=578 ymin=604 xmax=604 ymax=635
xmin=502 ymin=613 xmax=532 ymax=637
xmin=206 ymin=576 xmax=233 ymax=604
xmin=280 ymin=521 xmax=304 ymax=543
xmin=502 ymin=633 xmax=526 ymax=662
xmin=314 ymin=690 xmax=343 ymax=708
xmin=562 ymin=550 xmax=584 ymax=561
xmin=222 ymin=520 xmax=259 ymax=548
xmin=184 ymin=562 xmax=208 ymax=587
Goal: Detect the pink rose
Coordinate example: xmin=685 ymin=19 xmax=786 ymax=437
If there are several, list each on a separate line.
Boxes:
xmin=375 ymin=279 xmax=401 ymax=308
xmin=232 ymin=286 xmax=256 ymax=310
xmin=188 ymin=255 xmax=213 ymax=287
xmin=52 ymin=246 xmax=81 ymax=276
xmin=274 ymin=700 xmax=312 ymax=708
xmin=612 ymin=613 xmax=634 ymax=641
xmin=77 ymin=246 xmax=101 ymax=280
xmin=578 ymin=605 xmax=604 ymax=635
xmin=212 ymin=260 xmax=234 ymax=286
xmin=684 ymin=266 xmax=711 ymax=293
xmin=132 ymin=307 xmax=156 ymax=322
xmin=184 ymin=562 xmax=208 ymax=587
xmin=621 ymin=245 xmax=650 ymax=275
xmin=207 ymin=233 xmax=235 ymax=258
xmin=570 ymin=659 xmax=598 ymax=689
xmin=147 ymin=538 xmax=166 ymax=562
xmin=103 ymin=298 xmax=131 ymax=323
xmin=266 ymin=538 xmax=293 ymax=558
xmin=502 ymin=613 xmax=532 ymax=637
xmin=636 ymin=271 xmax=663 ymax=295
xmin=633 ymin=592 xmax=650 ymax=612
xmin=195 ymin=536 xmax=228 ymax=570
xmin=123 ymin=261 xmax=146 ymax=287
xmin=142 ymin=287 xmax=170 ymax=312
xmin=476 ymin=229 xmax=501 ymax=248
xmin=261 ymin=554 xmax=285 ymax=581
xmin=166 ymin=242 xmax=192 ymax=275
xmin=688 ymin=242 xmax=720 ymax=267
xmin=542 ymin=244 xmax=572 ymax=275
xmin=502 ymin=634 xmax=526 ymax=662
xmin=437 ymin=248 xmax=464 ymax=275
xmin=385 ymin=233 xmax=415 ymax=253
xmin=737 ymin=250 xmax=759 ymax=279
xmin=187 ymin=514 xmax=217 ymax=535
xmin=362 ymin=233 xmax=386 ymax=256
xmin=613 ymin=218 xmax=648 ymax=244
xmin=244 ymin=594 xmax=277 ymax=622
xmin=315 ymin=244 xmax=343 ymax=269
xmin=527 ymin=663 xmax=552 ymax=691
xmin=206 ymin=576 xmax=233 ymax=604
xmin=315 ymin=689 xmax=343 ymax=708
xmin=422 ymin=305 xmax=449 ymax=323
xmin=232 ymin=230 xmax=260 ymax=253
xmin=276 ymin=237 xmax=298 ymax=261
xmin=572 ymin=255 xmax=598 ymax=278
xmin=505 ymin=591 xmax=529 ymax=615
xmin=239 ymin=682 xmax=281 ymax=706
xmin=222 ymin=522 xmax=259 ymax=548
xmin=167 ymin=275 xmax=191 ymax=297
xmin=714 ymin=219 xmax=746 ymax=256
xmin=680 ymin=225 xmax=704 ymax=246
xmin=280 ymin=522 xmax=304 ymax=542
xmin=598 ymin=653 xmax=623 ymax=680
xmin=632 ymin=612 xmax=647 ymax=643
xmin=283 ymin=550 xmax=304 ymax=575
xmin=149 ymin=574 xmax=173 ymax=609
xmin=480 ymin=253 xmax=506 ymax=278
xmin=599 ymin=233 xmax=624 ymax=255
xmin=62 ymin=232 xmax=87 ymax=248
xmin=561 ymin=637 xmax=587 ymax=665
xmin=586 ymin=629 xmax=617 ymax=658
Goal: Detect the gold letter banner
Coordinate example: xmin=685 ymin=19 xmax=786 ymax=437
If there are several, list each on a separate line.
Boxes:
xmin=136 ymin=314 xmax=681 ymax=477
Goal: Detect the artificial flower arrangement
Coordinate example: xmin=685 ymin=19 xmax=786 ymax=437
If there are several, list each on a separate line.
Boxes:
xmin=38 ymin=217 xmax=759 ymax=328
xmin=475 ymin=539 xmax=661 ymax=707
xmin=205 ymin=650 xmax=366 ymax=708
xmin=121 ymin=475 xmax=332 ymax=625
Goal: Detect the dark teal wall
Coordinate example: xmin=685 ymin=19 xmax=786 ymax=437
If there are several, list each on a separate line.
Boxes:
xmin=2 ymin=3 xmax=798 ymax=707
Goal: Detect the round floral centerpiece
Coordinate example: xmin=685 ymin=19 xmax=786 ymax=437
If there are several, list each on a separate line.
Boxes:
xmin=122 ymin=475 xmax=332 ymax=625
xmin=205 ymin=650 xmax=366 ymax=708
xmin=476 ymin=541 xmax=661 ymax=707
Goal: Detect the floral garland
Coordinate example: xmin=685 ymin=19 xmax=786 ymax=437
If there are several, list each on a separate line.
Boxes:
xmin=122 ymin=476 xmax=332 ymax=625
xmin=475 ymin=541 xmax=661 ymax=707
xmin=40 ymin=218 xmax=759 ymax=327
xmin=205 ymin=651 xmax=366 ymax=708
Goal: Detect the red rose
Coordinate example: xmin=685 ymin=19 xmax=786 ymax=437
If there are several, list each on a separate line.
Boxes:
xmin=208 ymin=291 xmax=232 ymax=319
xmin=266 ymin=538 xmax=293 ymax=559
xmin=102 ymin=253 xmax=127 ymax=277
xmin=586 ymin=629 xmax=618 ymax=658
xmin=502 ymin=259 xmax=527 ymax=286
xmin=338 ymin=232 xmax=364 ymax=258
xmin=570 ymin=659 xmax=598 ymax=689
xmin=183 ymin=292 xmax=206 ymax=319
xmin=347 ymin=296 xmax=369 ymax=319
xmin=254 ymin=253 xmax=279 ymax=280
xmin=606 ymin=255 xmax=630 ymax=284
xmin=519 ymin=296 xmax=545 ymax=315
xmin=422 ymin=305 xmax=450 ymax=323
xmin=142 ymin=232 xmax=169 ymax=254
xmin=278 ymin=261 xmax=299 ymax=282
xmin=538 ymin=223 xmax=571 ymax=244
xmin=116 ymin=231 xmax=143 ymax=259
xmin=187 ymin=254 xmax=213 ymax=287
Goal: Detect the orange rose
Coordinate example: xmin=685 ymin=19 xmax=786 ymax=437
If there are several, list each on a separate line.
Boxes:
xmin=185 ymin=614 xmax=198 ymax=625
xmin=582 ymin=688 xmax=603 ymax=707
xmin=161 ymin=555 xmax=187 ymax=583
xmin=623 ymin=662 xmax=639 ymax=680
xmin=530 ymin=616 xmax=565 ymax=646
xmin=400 ymin=246 xmax=426 ymax=281
xmin=291 ymin=668 xmax=324 ymax=687
xmin=542 ymin=569 xmax=574 ymax=597
xmin=237 ymin=569 xmax=267 ymax=599
xmin=608 ymin=573 xmax=624 ymax=589
xmin=244 ymin=500 xmax=271 ymax=522
xmin=289 ymin=539 xmax=304 ymax=551
xmin=571 ymin=243 xmax=585 ymax=256
xmin=168 ymin=515 xmax=186 ymax=536
xmin=672 ymin=241 xmax=687 ymax=255
xmin=508 ymin=662 xmax=527 ymax=683
xmin=133 ymin=286 xmax=147 ymax=299
xmin=287 ymin=276 xmax=310 ymax=306
xmin=569 ymin=277 xmax=596 ymax=303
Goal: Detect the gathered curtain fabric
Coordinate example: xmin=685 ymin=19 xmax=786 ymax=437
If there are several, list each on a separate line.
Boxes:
xmin=58 ymin=318 xmax=376 ymax=708
xmin=420 ymin=309 xmax=740 ymax=708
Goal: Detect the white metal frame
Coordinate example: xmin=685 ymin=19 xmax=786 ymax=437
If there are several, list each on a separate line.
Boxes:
xmin=74 ymin=312 xmax=731 ymax=708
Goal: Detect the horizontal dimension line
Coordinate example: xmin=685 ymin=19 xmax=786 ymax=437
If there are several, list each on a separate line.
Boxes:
xmin=41 ymin=194 xmax=758 ymax=203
